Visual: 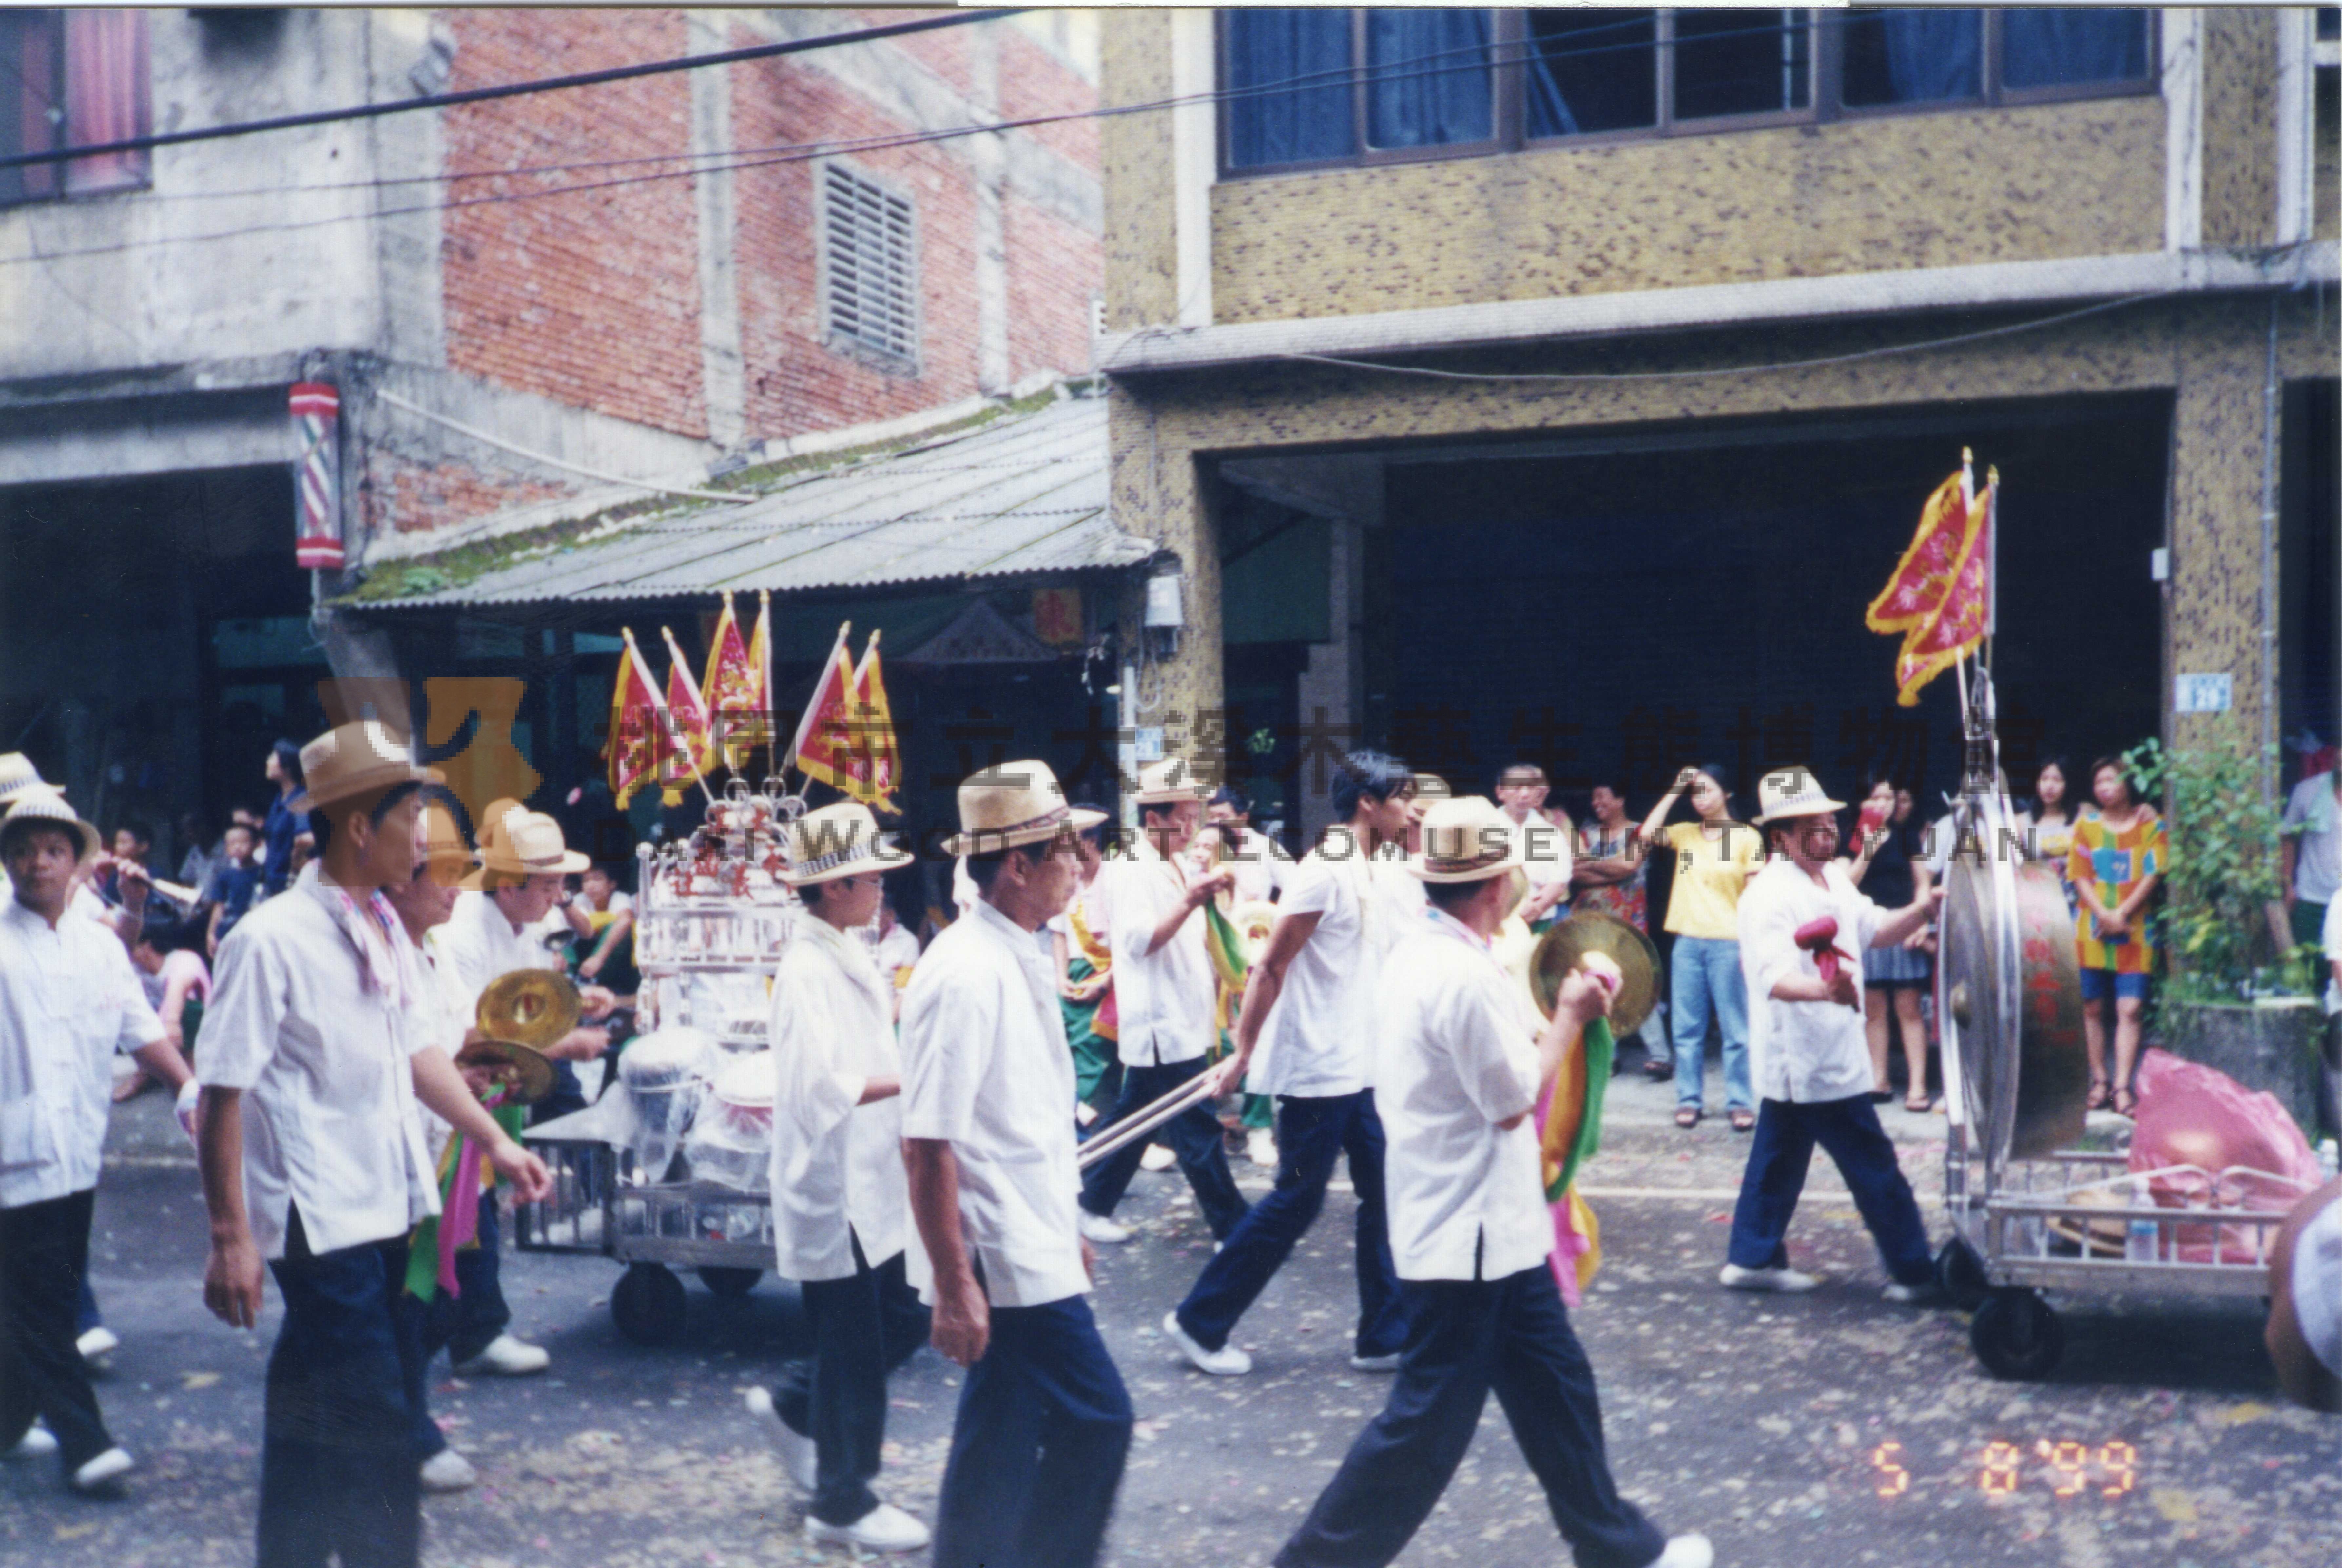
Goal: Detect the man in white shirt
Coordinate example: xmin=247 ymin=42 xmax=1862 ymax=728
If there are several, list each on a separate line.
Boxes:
xmin=1076 ymin=759 xmax=1249 ymax=1245
xmin=2282 ymin=765 xmax=2342 ymax=953
xmin=0 ymin=787 xmax=180 ymax=1495
xmin=195 ymin=722 xmax=551 ymax=1568
xmin=743 ymin=803 xmax=931 ymax=1554
xmin=901 ymin=763 xmax=1130 ymax=1568
xmin=1497 ymin=763 xmax=1573 ymax=932
xmin=1208 ymin=785 xmax=1291 ymax=905
xmin=1166 ymin=752 xmax=1415 ymax=1378
xmin=1721 ymin=766 xmax=1943 ymax=1300
xmin=1275 ymin=797 xmax=1707 ymax=1568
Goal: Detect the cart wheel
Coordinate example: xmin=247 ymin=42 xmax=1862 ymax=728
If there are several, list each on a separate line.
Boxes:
xmin=611 ymin=1262 xmax=688 ymax=1346
xmin=1970 ymin=1288 xmax=2063 ymax=1381
xmin=698 ymin=1266 xmax=762 ymax=1299
xmin=1935 ymin=1236 xmax=1990 ymax=1313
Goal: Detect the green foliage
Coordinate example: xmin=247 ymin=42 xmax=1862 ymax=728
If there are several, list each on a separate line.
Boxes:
xmin=2132 ymin=731 xmax=2318 ymax=1002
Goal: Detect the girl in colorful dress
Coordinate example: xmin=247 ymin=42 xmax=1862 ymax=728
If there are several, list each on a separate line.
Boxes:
xmin=2066 ymin=756 xmax=2165 ymax=1114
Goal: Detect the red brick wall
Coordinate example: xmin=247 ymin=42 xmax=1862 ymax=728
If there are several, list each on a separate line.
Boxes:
xmin=997 ymin=29 xmax=1100 ymax=181
xmin=1006 ymin=195 xmax=1099 ymax=385
xmin=372 ymin=450 xmax=578 ymax=538
xmin=439 ymin=9 xmax=707 ymax=438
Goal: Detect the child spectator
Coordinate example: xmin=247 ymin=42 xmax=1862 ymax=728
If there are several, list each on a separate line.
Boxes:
xmin=205 ymin=822 xmax=261 ymax=957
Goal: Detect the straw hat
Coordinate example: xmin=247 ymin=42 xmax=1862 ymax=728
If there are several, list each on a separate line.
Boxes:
xmin=1753 ymin=766 xmax=1847 ymax=826
xmin=0 ymin=753 xmax=48 ymax=806
xmin=943 ymin=760 xmax=1107 ymax=856
xmin=782 ymin=802 xmax=913 ymax=887
xmin=416 ymin=799 xmax=475 ymax=884
xmin=290 ymin=721 xmax=442 ymax=813
xmin=1132 ymin=757 xmax=1209 ymax=805
xmin=1408 ymin=796 xmax=1528 ymax=883
xmin=464 ymin=798 xmax=589 ymax=888
xmin=0 ymin=784 xmax=100 ymax=866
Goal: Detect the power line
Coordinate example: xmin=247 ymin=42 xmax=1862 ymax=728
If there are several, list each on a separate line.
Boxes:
xmin=0 ymin=9 xmax=1026 ymax=173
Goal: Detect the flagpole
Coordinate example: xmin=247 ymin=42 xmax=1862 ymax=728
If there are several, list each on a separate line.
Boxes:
xmin=658 ymin=625 xmax=720 ymax=808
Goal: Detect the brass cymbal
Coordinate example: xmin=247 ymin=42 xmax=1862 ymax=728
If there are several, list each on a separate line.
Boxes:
xmin=1529 ymin=913 xmax=1661 ymax=1036
xmin=475 ymin=968 xmax=581 ymax=1052
xmin=454 ymin=1036 xmax=557 ymax=1105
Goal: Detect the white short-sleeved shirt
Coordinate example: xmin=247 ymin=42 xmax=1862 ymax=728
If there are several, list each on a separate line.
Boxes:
xmin=2322 ymin=895 xmax=2341 ymax=1016
xmin=435 ymin=889 xmax=562 ymax=1014
xmin=770 ymin=917 xmax=910 ymax=1282
xmin=899 ymin=897 xmax=1087 ymax=1308
xmin=1369 ymin=850 xmax=1429 ymax=947
xmin=1374 ymin=908 xmax=1552 ymax=1283
xmin=197 ymin=866 xmax=438 ymax=1258
xmin=1222 ymin=825 xmax=1291 ymax=906
xmin=0 ymin=900 xmax=166 ymax=1208
xmin=1508 ymin=811 xmax=1573 ymax=893
xmin=2292 ymin=1194 xmax=2341 ymax=1379
xmin=2283 ymin=772 xmax=2342 ymax=905
xmin=1738 ymin=858 xmax=1886 ymax=1105
xmin=411 ymin=943 xmax=475 ymax=1163
xmin=1106 ymin=838 xmax=1214 ymax=1066
xmin=1250 ymin=842 xmax=1377 ymax=1099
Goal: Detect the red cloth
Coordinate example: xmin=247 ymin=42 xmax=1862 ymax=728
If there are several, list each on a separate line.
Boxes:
xmin=2128 ymin=1050 xmax=2321 ymax=1263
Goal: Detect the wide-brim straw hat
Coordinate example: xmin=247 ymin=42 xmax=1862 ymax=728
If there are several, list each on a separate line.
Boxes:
xmin=463 ymin=798 xmax=590 ymax=888
xmin=418 ymin=800 xmax=475 ymax=884
xmin=290 ymin=721 xmax=443 ymax=814
xmin=1753 ymin=765 xmax=1847 ymax=826
xmin=1 ymin=784 xmax=100 ymax=866
xmin=1408 ymin=796 xmax=1529 ymax=883
xmin=782 ymin=801 xmax=913 ymax=887
xmin=1132 ymin=757 xmax=1209 ymax=805
xmin=0 ymin=752 xmax=48 ymax=806
xmin=944 ymin=759 xmax=1107 ymax=857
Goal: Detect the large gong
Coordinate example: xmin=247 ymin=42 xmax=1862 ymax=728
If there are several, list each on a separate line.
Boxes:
xmin=1939 ymin=835 xmax=2088 ymax=1164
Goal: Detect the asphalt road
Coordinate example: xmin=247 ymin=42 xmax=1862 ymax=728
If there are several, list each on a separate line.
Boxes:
xmin=8 ymin=1074 xmax=2337 ymax=1568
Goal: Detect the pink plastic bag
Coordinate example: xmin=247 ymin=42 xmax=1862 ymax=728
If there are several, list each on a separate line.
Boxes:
xmin=2128 ymin=1049 xmax=2320 ymax=1263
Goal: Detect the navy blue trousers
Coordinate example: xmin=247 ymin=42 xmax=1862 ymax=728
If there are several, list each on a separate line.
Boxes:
xmin=1174 ymin=1089 xmax=1405 ymax=1358
xmin=1078 ymin=1057 xmax=1250 ymax=1239
xmin=400 ymin=1189 xmax=512 ymax=1462
xmin=0 ymin=1189 xmax=114 ymax=1473
xmin=1275 ymin=1264 xmax=1667 ymax=1568
xmin=772 ymin=1241 xmax=932 ymax=1527
xmin=1725 ymin=1095 xmax=1934 ymax=1286
xmin=261 ymin=1210 xmax=425 ymax=1568
xmin=931 ymin=1293 xmax=1133 ymax=1568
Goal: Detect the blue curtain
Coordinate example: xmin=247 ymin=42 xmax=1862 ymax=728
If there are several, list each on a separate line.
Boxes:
xmin=1225 ymin=9 xmax=1353 ymax=169
xmin=2002 ymin=8 xmax=2149 ymax=90
xmin=1365 ymin=10 xmax=1493 ymax=149
xmin=1878 ymin=9 xmax=1980 ymax=102
xmin=1525 ymin=46 xmax=1577 ymax=138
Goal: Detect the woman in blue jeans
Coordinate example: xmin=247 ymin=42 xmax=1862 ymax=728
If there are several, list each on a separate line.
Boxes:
xmin=1638 ymin=765 xmax=1764 ymax=1131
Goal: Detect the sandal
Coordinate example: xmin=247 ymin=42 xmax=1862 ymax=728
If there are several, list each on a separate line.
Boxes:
xmin=2111 ymin=1086 xmax=2137 ymax=1117
xmin=1730 ymin=1110 xmax=1756 ymax=1133
xmin=2085 ymin=1079 xmax=2111 ymax=1111
xmin=1675 ymin=1106 xmax=1702 ymax=1130
xmin=1903 ymin=1094 xmax=1933 ymax=1114
xmin=1643 ymin=1059 xmax=1674 ymax=1082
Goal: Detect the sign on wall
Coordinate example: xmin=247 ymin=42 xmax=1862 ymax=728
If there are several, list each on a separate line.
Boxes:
xmin=2174 ymin=672 xmax=2233 ymax=714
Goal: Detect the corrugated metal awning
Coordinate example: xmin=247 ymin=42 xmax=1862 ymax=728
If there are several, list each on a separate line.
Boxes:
xmin=354 ymin=395 xmax=1149 ymax=609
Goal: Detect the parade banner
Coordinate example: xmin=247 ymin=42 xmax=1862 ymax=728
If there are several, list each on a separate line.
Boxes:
xmin=842 ymin=629 xmax=901 ymax=810
xmin=1866 ymin=452 xmax=1995 ymax=707
xmin=702 ymin=591 xmax=766 ymax=771
xmin=605 ymin=629 xmax=668 ymax=811
xmin=290 ymin=382 xmax=344 ymax=570
xmin=791 ymin=622 xmax=857 ymax=790
xmin=659 ymin=626 xmax=716 ymax=804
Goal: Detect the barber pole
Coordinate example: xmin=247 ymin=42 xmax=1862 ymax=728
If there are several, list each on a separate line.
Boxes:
xmin=291 ymin=382 xmax=343 ymax=570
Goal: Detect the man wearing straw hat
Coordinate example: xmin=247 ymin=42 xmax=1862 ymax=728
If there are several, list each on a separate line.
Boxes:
xmin=194 ymin=721 xmax=552 ymax=1568
xmin=742 ymin=802 xmax=933 ymax=1554
xmin=0 ymin=786 xmax=184 ymax=1495
xmin=1275 ymin=795 xmax=1711 ymax=1568
xmin=1075 ymin=757 xmax=1250 ymax=1248
xmin=900 ymin=762 xmax=1131 ymax=1568
xmin=1721 ymin=766 xmax=1943 ymax=1301
xmin=1165 ymin=751 xmax=1414 ymax=1379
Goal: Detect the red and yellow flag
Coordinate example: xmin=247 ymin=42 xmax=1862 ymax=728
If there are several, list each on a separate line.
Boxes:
xmin=747 ymin=590 xmax=773 ymax=775
xmin=1866 ymin=455 xmax=1997 ymax=707
xmin=659 ymin=626 xmax=715 ymax=805
xmin=791 ymin=622 xmax=857 ymax=790
xmin=604 ymin=629 xmax=668 ymax=812
xmin=702 ymin=591 xmax=765 ymax=772
xmin=842 ymin=629 xmax=902 ymax=811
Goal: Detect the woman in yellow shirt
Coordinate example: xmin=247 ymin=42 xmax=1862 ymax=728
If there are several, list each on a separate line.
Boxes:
xmin=1638 ymin=765 xmax=1766 ymax=1131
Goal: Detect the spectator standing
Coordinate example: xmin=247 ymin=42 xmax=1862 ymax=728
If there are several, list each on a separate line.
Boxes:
xmin=206 ymin=822 xmax=263 ymax=957
xmin=1845 ymin=779 xmax=1935 ymax=1112
xmin=1495 ymin=764 xmax=1572 ymax=932
xmin=2281 ymin=762 xmax=2341 ymax=954
xmin=2021 ymin=759 xmax=2079 ymax=916
xmin=2067 ymin=757 xmax=2165 ymax=1115
xmin=1047 ymin=811 xmax=1118 ymax=1118
xmin=1208 ymin=786 xmax=1290 ymax=905
xmin=94 ymin=821 xmax=156 ymax=911
xmin=261 ymin=740 xmax=310 ymax=898
xmin=1574 ymin=782 xmax=1670 ymax=1080
xmin=572 ymin=862 xmax=637 ymax=996
xmin=1638 ymin=765 xmax=1764 ymax=1132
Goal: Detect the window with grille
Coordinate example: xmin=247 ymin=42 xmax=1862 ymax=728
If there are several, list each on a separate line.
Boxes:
xmin=0 ymin=9 xmax=151 ymax=206
xmin=821 ymin=163 xmax=919 ymax=372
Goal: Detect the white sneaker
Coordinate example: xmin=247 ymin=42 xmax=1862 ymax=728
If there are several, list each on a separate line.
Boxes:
xmin=1348 ymin=1351 xmax=1402 ymax=1373
xmin=744 ymin=1386 xmax=819 ymax=1490
xmin=1140 ymin=1144 xmax=1178 ymax=1172
xmin=1655 ymin=1533 xmax=1715 ymax=1568
xmin=1077 ymin=1210 xmax=1132 ymax=1245
xmin=5 ymin=1424 xmax=58 ymax=1460
xmin=1246 ymin=1129 xmax=1278 ymax=1168
xmin=1163 ymin=1310 xmax=1251 ymax=1376
xmin=1718 ymin=1263 xmax=1821 ymax=1293
xmin=418 ymin=1448 xmax=478 ymax=1493
xmin=806 ymin=1501 xmax=930 ymax=1553
xmin=1882 ymin=1280 xmax=1943 ymax=1305
xmin=69 ymin=1446 xmax=133 ymax=1494
xmin=453 ymin=1334 xmax=549 ymax=1377
xmin=76 ymin=1326 xmax=119 ymax=1362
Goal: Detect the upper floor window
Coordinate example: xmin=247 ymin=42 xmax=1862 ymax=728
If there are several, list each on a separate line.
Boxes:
xmin=0 ymin=9 xmax=151 ymax=205
xmin=821 ymin=162 xmax=920 ymax=374
xmin=1223 ymin=8 xmax=2155 ymax=175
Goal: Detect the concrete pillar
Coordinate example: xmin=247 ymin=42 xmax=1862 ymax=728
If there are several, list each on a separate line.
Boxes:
xmin=689 ymin=13 xmax=746 ymax=450
xmin=1108 ymin=385 xmax=1223 ymax=787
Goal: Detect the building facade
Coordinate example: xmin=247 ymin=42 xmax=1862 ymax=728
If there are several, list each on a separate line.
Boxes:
xmin=0 ymin=7 xmax=1101 ymax=848
xmin=1098 ymin=7 xmax=2339 ymax=842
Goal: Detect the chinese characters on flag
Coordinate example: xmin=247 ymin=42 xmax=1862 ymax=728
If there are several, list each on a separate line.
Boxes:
xmin=1865 ymin=453 xmax=1997 ymax=707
